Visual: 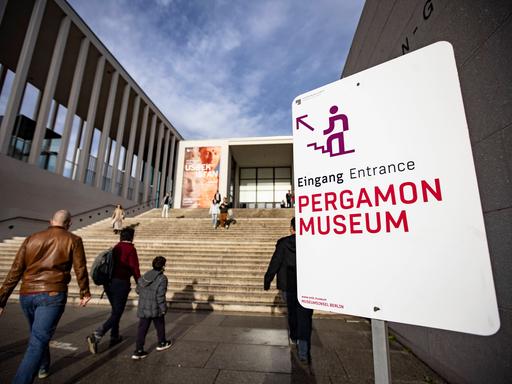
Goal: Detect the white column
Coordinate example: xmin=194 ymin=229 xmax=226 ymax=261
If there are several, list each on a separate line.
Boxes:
xmin=110 ymin=83 xmax=130 ymax=194
xmin=151 ymin=122 xmax=164 ymax=201
xmin=121 ymin=95 xmax=140 ymax=198
xmin=55 ymin=38 xmax=89 ymax=175
xmin=158 ymin=128 xmax=171 ymax=202
xmin=166 ymin=134 xmax=177 ymax=196
xmin=0 ymin=0 xmax=47 ymax=154
xmin=76 ymin=55 xmax=105 ymax=183
xmin=133 ymin=105 xmax=148 ymax=201
xmin=48 ymin=99 xmax=59 ymax=131
xmin=143 ymin=114 xmax=157 ymax=202
xmin=29 ymin=16 xmax=71 ymax=165
xmin=94 ymin=71 xmax=119 ymax=188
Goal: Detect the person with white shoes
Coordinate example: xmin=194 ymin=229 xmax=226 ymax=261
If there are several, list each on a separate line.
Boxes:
xmin=132 ymin=256 xmax=172 ymax=359
xmin=161 ymin=193 xmax=172 ymax=218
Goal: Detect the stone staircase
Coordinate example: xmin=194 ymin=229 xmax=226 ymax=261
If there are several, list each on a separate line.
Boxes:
xmin=0 ymin=208 xmax=295 ymax=314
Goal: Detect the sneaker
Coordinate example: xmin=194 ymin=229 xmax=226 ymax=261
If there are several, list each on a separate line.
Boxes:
xmin=38 ymin=368 xmax=49 ymax=379
xmin=109 ymin=335 xmax=123 ymax=347
xmin=86 ymin=334 xmax=99 ymax=354
xmin=131 ymin=350 xmax=148 ymax=360
xmin=156 ymin=340 xmax=172 ymax=351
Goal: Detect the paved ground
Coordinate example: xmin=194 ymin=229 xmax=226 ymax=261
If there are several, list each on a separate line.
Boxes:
xmin=0 ymin=304 xmax=446 ymax=383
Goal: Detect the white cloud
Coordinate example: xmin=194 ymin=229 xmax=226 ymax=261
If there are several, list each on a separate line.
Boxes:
xmin=155 ymin=0 xmax=173 ymax=7
xmin=68 ymin=0 xmax=364 ymax=139
xmin=246 ymin=1 xmax=288 ymax=41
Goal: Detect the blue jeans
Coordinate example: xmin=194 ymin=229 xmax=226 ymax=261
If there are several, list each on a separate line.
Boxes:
xmin=13 ymin=292 xmax=67 ymax=384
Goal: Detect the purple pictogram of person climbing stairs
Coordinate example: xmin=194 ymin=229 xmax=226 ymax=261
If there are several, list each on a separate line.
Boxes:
xmin=296 ymin=105 xmax=355 ymax=158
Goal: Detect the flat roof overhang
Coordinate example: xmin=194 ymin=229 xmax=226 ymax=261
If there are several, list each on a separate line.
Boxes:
xmin=229 ymin=140 xmax=293 ymax=168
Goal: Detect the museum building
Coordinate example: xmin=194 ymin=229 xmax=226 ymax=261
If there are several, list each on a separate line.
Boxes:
xmin=0 ymin=1 xmax=511 ymax=383
xmin=0 ymin=0 xmax=294 ymax=233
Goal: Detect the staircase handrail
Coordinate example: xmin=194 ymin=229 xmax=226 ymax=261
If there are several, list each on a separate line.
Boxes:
xmin=0 ymin=198 xmax=158 ymax=224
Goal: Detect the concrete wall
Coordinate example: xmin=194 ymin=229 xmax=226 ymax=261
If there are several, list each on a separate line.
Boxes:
xmin=341 ymin=1 xmax=511 ymax=383
xmin=0 ymin=153 xmax=135 ymax=239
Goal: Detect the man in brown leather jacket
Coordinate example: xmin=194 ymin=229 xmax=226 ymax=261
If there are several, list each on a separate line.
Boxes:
xmin=0 ymin=210 xmax=91 ymax=383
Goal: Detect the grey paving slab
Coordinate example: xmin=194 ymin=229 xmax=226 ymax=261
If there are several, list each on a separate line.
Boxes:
xmin=205 ymin=343 xmax=291 ymax=373
xmin=312 ymin=318 xmax=370 ymax=332
xmin=77 ymin=364 xmax=219 ymax=384
xmin=389 ymin=351 xmax=445 ymax=383
xmin=335 ymin=349 xmax=374 ymax=382
xmin=315 ymin=329 xmax=373 ymax=352
xmin=219 ymin=314 xmax=288 ymax=329
xmin=199 ymin=313 xmax=227 ymax=327
xmin=182 ymin=325 xmax=289 ymax=346
xmin=172 ymin=311 xmax=223 ymax=326
xmin=308 ymin=346 xmax=349 ymax=379
xmin=144 ymin=340 xmax=218 ymax=368
xmin=0 ymin=304 xmax=447 ymax=384
xmin=214 ymin=369 xmax=334 ymax=384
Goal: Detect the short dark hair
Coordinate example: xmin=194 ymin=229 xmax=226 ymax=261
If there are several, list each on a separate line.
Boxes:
xmin=291 ymin=217 xmax=295 ymax=231
xmin=152 ymin=256 xmax=166 ymax=271
xmin=120 ymin=227 xmax=135 ymax=241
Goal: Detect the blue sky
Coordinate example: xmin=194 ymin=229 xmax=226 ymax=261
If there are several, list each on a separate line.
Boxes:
xmin=68 ymin=0 xmax=364 ymax=140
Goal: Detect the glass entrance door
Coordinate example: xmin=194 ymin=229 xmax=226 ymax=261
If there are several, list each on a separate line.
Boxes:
xmin=239 ymin=167 xmax=292 ymax=208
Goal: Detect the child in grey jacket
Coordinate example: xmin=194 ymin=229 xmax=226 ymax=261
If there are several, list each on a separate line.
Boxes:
xmin=132 ymin=256 xmax=171 ymax=359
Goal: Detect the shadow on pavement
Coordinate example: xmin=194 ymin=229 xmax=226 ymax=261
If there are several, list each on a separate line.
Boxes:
xmin=0 ymin=309 xmax=110 ymax=361
xmin=51 ymin=320 xmax=140 ymax=384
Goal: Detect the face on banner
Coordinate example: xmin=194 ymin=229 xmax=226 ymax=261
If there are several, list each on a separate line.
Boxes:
xmin=181 ymin=146 xmax=221 ymax=208
xmin=292 ymin=42 xmax=499 ymax=335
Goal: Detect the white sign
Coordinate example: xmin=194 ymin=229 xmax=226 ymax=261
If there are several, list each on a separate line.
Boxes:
xmin=292 ymin=41 xmax=500 ymax=335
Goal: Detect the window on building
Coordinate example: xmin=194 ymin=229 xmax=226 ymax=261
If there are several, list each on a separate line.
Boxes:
xmin=0 ymin=68 xmax=15 ymax=115
xmin=239 ymin=167 xmax=292 ymax=208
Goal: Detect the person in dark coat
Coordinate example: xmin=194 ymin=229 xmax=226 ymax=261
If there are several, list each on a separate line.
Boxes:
xmin=285 ymin=190 xmax=292 ymax=208
xmin=218 ymin=197 xmax=229 ymax=228
xmin=87 ymin=227 xmax=140 ymax=354
xmin=213 ymin=190 xmax=222 ymax=204
xmin=264 ymin=217 xmax=314 ymax=362
xmin=132 ymin=256 xmax=171 ymax=359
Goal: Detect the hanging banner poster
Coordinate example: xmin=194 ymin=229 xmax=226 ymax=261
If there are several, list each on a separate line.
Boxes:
xmin=181 ymin=146 xmax=221 ymax=208
xmin=292 ymin=42 xmax=499 ymax=335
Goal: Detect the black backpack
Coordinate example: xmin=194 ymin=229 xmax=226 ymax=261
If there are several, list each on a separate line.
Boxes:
xmin=91 ymin=248 xmax=114 ymax=286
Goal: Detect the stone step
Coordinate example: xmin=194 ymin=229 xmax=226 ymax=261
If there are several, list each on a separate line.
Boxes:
xmin=5 ymin=293 xmax=287 ymax=314
xmin=0 ymin=256 xmax=274 ymax=265
xmin=0 ymin=261 xmax=270 ymax=272
xmin=0 ymin=279 xmax=271 ymax=291
xmin=139 ymin=208 xmax=294 ymax=219
xmin=0 ymin=244 xmax=277 ymax=251
xmin=4 ymin=285 xmax=282 ymax=303
xmin=0 ymin=273 xmax=265 ymax=286
xmin=0 ymin=257 xmax=272 ymax=264
xmin=0 ymin=252 xmax=274 ymax=261
xmin=0 ymin=209 xmax=301 ymax=315
xmin=0 ymin=269 xmax=267 ymax=279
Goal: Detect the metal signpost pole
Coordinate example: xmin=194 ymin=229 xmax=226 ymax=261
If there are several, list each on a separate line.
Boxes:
xmin=372 ymin=319 xmax=392 ymax=384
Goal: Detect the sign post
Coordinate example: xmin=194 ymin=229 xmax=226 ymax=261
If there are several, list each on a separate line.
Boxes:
xmin=372 ymin=319 xmax=391 ymax=384
xmin=292 ymin=41 xmax=500 ymax=380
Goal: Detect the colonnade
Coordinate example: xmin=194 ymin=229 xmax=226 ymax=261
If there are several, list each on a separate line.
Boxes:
xmin=0 ymin=0 xmax=181 ymax=203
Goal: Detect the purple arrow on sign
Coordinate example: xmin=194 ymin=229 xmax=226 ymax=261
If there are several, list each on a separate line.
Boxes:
xmin=296 ymin=115 xmax=315 ymax=131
